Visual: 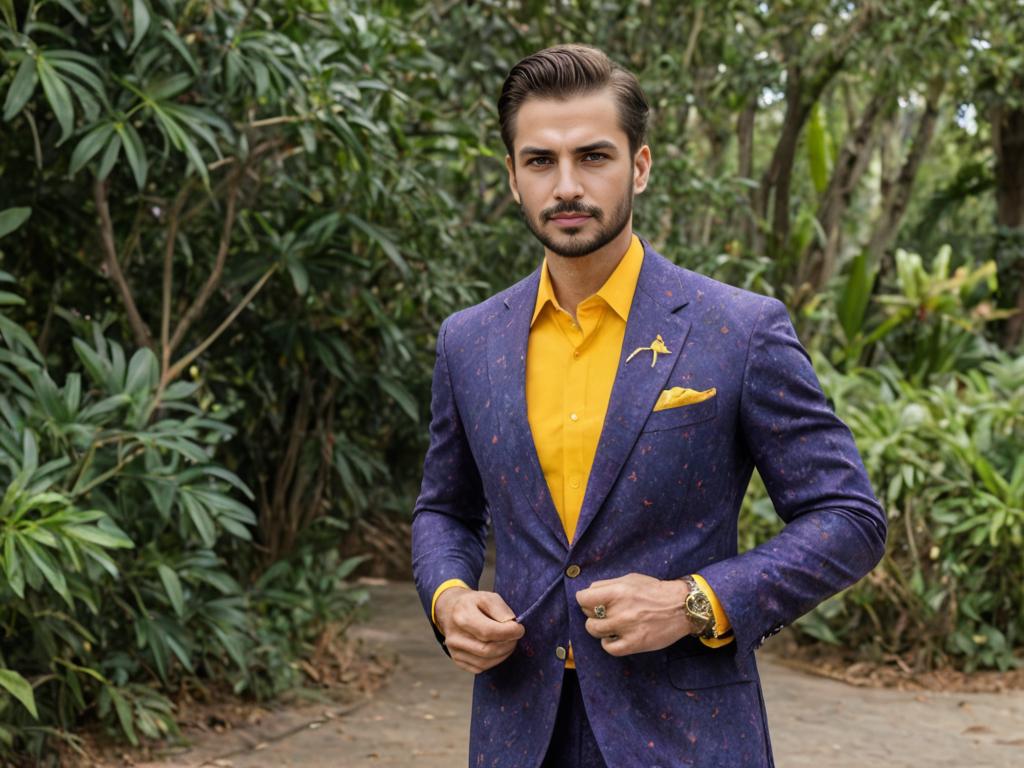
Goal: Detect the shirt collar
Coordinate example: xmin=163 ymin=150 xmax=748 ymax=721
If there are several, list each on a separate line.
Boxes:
xmin=531 ymin=234 xmax=645 ymax=327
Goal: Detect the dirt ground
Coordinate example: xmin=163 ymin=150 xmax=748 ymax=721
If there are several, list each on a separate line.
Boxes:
xmin=136 ymin=579 xmax=1024 ymax=768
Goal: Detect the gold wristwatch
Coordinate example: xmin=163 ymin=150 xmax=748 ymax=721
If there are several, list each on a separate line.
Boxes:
xmin=681 ymin=575 xmax=717 ymax=640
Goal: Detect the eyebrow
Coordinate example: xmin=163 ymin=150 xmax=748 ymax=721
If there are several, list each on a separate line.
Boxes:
xmin=518 ymin=140 xmax=619 ymax=159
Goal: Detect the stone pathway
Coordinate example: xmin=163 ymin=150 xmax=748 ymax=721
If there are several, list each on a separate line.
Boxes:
xmin=144 ymin=580 xmax=1024 ymax=768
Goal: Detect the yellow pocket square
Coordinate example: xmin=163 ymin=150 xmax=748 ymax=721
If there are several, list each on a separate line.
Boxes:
xmin=653 ymin=387 xmax=717 ymax=412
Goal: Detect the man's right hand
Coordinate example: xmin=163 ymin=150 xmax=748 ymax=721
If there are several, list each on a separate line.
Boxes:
xmin=434 ymin=587 xmax=525 ymax=674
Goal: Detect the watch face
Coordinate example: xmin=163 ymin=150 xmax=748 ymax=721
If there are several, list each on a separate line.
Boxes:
xmin=687 ymin=592 xmax=712 ymax=620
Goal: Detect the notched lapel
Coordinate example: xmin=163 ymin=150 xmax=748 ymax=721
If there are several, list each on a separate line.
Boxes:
xmin=488 ymin=273 xmax=567 ymax=547
xmin=572 ymin=249 xmax=692 ymax=546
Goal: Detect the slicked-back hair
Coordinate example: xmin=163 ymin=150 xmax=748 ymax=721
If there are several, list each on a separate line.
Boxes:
xmin=498 ymin=44 xmax=650 ymax=162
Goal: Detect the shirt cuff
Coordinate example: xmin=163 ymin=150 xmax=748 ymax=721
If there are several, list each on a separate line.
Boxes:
xmin=431 ymin=578 xmax=471 ymax=628
xmin=692 ymin=572 xmax=734 ymax=648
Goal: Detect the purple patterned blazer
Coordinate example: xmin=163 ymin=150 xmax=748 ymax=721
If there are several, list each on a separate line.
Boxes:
xmin=411 ymin=241 xmax=886 ymax=767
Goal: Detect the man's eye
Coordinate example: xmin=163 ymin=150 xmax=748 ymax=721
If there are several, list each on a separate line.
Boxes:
xmin=526 ymin=157 xmax=553 ymax=166
xmin=583 ymin=153 xmax=609 ymax=162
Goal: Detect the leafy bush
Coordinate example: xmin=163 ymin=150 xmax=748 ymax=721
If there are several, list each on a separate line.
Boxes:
xmin=0 ymin=274 xmax=256 ymax=756
xmin=783 ymin=357 xmax=1024 ymax=671
xmin=739 ymin=246 xmax=1024 ymax=672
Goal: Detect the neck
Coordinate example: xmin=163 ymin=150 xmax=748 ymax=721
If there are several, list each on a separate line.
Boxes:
xmin=545 ymin=222 xmax=634 ymax=318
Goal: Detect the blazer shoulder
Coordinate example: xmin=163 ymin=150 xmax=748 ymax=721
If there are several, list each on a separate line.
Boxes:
xmin=642 ymin=245 xmax=782 ymax=329
xmin=439 ymin=267 xmax=539 ymax=345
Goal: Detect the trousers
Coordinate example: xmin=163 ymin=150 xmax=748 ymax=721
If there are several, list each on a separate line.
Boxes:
xmin=540 ymin=670 xmax=608 ymax=768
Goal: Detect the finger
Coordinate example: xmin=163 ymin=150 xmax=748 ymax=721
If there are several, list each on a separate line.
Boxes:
xmin=446 ymin=634 xmax=519 ymax=660
xmin=477 ymin=592 xmax=517 ymax=623
xmin=450 ymin=653 xmax=485 ymax=674
xmin=475 ymin=645 xmax=517 ymax=672
xmin=600 ymin=634 xmax=630 ymax=657
xmin=584 ymin=617 xmax=618 ymax=639
xmin=474 ymin=617 xmax=525 ymax=643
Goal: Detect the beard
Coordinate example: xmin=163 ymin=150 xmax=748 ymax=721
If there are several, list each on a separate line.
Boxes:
xmin=519 ymin=185 xmax=633 ymax=258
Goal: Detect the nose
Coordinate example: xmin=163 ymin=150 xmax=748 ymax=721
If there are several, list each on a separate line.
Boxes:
xmin=553 ymin=163 xmax=584 ymax=201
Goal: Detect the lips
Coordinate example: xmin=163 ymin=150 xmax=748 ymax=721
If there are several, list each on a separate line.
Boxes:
xmin=550 ymin=214 xmax=591 ymax=227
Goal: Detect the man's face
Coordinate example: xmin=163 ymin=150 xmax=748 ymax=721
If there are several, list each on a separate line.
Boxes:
xmin=506 ymin=89 xmax=651 ymax=258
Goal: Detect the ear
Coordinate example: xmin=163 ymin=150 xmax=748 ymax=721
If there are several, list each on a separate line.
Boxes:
xmin=632 ymin=145 xmax=652 ymax=194
xmin=505 ymin=154 xmax=521 ymax=204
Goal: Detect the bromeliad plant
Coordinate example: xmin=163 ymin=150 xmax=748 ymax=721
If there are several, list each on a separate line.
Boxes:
xmin=0 ymin=270 xmax=258 ymax=758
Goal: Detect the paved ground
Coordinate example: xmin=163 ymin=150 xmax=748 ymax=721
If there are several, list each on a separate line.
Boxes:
xmin=145 ymin=580 xmax=1024 ymax=768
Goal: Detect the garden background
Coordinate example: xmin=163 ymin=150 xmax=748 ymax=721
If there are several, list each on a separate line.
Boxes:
xmin=0 ymin=0 xmax=1022 ymax=762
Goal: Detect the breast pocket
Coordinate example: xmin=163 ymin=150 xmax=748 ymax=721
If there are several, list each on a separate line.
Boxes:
xmin=640 ymin=395 xmax=717 ymax=433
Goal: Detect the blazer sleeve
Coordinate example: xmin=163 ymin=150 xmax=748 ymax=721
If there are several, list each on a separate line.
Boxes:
xmin=410 ymin=315 xmax=489 ymax=651
xmin=698 ymin=298 xmax=887 ymax=659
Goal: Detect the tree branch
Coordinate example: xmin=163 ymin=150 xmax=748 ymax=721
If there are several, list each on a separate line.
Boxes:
xmin=168 ymin=176 xmax=242 ymax=353
xmin=93 ymin=178 xmax=154 ymax=350
xmin=163 ymin=263 xmax=278 ymax=385
xmin=161 ymin=185 xmax=192 ymax=376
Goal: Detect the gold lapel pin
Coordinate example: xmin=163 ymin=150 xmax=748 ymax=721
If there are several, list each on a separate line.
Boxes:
xmin=626 ymin=334 xmax=671 ymax=368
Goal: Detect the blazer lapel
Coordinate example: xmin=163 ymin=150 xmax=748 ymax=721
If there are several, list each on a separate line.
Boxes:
xmin=572 ymin=246 xmax=692 ymax=546
xmin=488 ymin=270 xmax=568 ymax=547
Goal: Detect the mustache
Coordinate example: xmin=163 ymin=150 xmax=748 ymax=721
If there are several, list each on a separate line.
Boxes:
xmin=541 ymin=201 xmax=603 ymax=222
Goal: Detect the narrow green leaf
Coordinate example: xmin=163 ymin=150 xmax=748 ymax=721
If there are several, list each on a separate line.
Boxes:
xmin=3 ymin=535 xmax=25 ymax=598
xmin=0 ymin=207 xmax=31 ymax=239
xmin=72 ymin=338 xmax=111 ymax=388
xmin=378 ymin=377 xmax=418 ymax=423
xmin=3 ymin=57 xmax=37 ymax=121
xmin=0 ymin=291 xmax=25 ymax=306
xmin=161 ymin=27 xmax=198 ymax=74
xmin=65 ymin=523 xmax=134 ymax=549
xmin=201 ymin=466 xmax=254 ymax=500
xmin=53 ymin=0 xmax=87 ymax=24
xmin=69 ymin=123 xmax=114 ymax=175
xmin=125 ymin=347 xmax=157 ymax=396
xmin=63 ymin=372 xmax=81 ymax=414
xmin=97 ymin=132 xmax=122 ymax=181
xmin=287 ymin=260 xmax=309 ymax=296
xmin=157 ymin=563 xmax=185 ymax=616
xmin=19 ymin=538 xmax=71 ymax=606
xmin=129 ymin=0 xmax=151 ymax=53
xmin=346 ymin=215 xmax=409 ymax=277
xmin=0 ymin=0 xmax=16 ymax=29
xmin=180 ymin=492 xmax=216 ymax=547
xmin=108 ymin=687 xmax=138 ymax=745
xmin=119 ymin=121 xmax=148 ymax=189
xmin=0 ymin=669 xmax=38 ymax=719
xmin=21 ymin=429 xmax=38 ymax=477
xmin=837 ymin=251 xmax=876 ymax=343
xmin=37 ymin=57 xmax=74 ymax=143
xmin=148 ymin=73 xmax=192 ymax=101
xmin=806 ymin=101 xmax=829 ymax=196
xmin=161 ymin=380 xmax=199 ymax=400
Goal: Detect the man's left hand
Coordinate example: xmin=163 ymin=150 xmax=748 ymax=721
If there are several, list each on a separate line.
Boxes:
xmin=575 ymin=573 xmax=694 ymax=656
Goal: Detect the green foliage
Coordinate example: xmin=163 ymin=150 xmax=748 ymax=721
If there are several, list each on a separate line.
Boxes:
xmin=0 ymin=1 xmax=1021 ymax=757
xmin=0 ymin=277 xmax=250 ymax=755
xmin=810 ymin=356 xmax=1022 ymax=671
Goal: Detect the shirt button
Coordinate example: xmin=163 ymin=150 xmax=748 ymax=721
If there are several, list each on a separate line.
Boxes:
xmin=573 ymin=350 xmax=580 ymax=358
xmin=569 ymin=477 xmax=581 ymax=489
xmin=555 ymin=646 xmax=567 ymax=661
xmin=569 ymin=413 xmax=579 ymax=422
xmin=565 ymin=564 xmax=581 ymax=578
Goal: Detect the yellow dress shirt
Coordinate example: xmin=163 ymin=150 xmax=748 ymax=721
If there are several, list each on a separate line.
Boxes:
xmin=431 ymin=235 xmax=732 ymax=666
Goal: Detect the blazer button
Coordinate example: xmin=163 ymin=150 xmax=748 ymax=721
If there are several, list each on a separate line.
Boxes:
xmin=565 ymin=564 xmax=581 ymax=578
xmin=555 ymin=646 xmax=567 ymax=661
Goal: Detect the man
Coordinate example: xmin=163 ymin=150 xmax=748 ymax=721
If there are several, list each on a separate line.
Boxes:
xmin=411 ymin=44 xmax=886 ymax=768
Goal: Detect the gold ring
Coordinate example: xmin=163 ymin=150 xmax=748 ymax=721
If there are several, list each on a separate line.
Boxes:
xmin=594 ymin=604 xmax=607 ymax=619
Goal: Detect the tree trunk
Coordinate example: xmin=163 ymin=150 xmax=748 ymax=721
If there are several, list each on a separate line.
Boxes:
xmin=736 ymin=97 xmax=758 ymax=250
xmin=994 ymin=104 xmax=1024 ymax=348
xmin=866 ymin=83 xmax=943 ymax=269
xmin=798 ymin=87 xmax=890 ymax=291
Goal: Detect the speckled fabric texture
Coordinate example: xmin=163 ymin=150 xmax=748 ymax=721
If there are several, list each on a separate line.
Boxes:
xmin=411 ymin=241 xmax=887 ymax=768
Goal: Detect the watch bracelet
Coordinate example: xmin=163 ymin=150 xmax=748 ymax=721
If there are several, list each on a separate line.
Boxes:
xmin=682 ymin=575 xmax=717 ymax=640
